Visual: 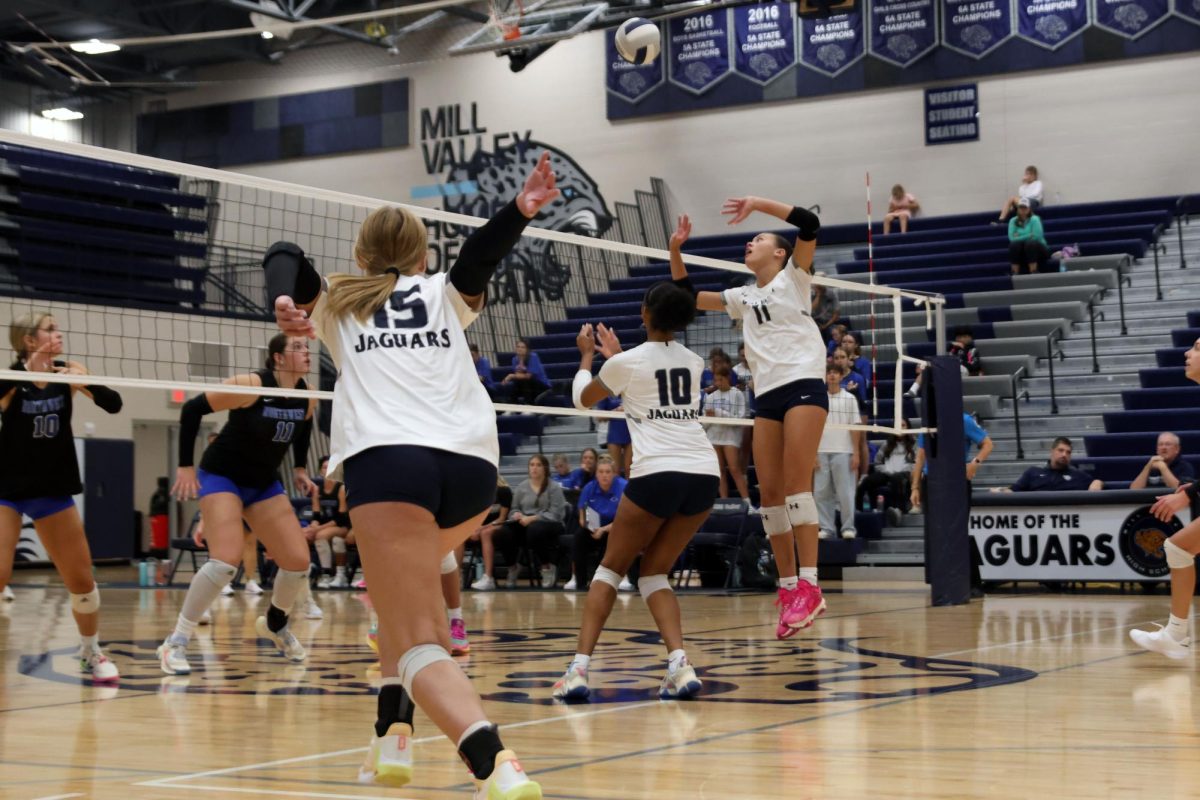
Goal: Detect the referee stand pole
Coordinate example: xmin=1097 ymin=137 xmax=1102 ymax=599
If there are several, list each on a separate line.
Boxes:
xmin=921 ymin=356 xmax=970 ymax=606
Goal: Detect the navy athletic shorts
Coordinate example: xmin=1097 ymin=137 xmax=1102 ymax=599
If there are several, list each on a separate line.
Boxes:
xmin=623 ymin=471 xmax=720 ymax=519
xmin=753 ymin=378 xmax=829 ymax=422
xmin=343 ymin=445 xmax=498 ymax=529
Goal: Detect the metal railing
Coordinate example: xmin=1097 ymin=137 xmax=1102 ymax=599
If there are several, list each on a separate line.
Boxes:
xmin=1176 ymin=195 xmax=1194 ymax=270
xmin=1007 ymin=364 xmax=1031 ymax=460
xmin=1043 ymin=327 xmax=1064 ymax=414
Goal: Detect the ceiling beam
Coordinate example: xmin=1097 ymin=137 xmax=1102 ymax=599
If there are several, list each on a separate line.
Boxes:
xmin=217 ymin=0 xmax=391 ymax=48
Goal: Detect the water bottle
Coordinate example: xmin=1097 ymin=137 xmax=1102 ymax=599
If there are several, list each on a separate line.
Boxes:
xmin=861 ymin=495 xmax=871 ymax=512
xmin=138 ymin=559 xmax=150 ymax=587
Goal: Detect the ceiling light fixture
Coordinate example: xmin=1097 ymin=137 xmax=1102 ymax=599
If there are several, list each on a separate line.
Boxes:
xmin=41 ymin=107 xmax=84 ymax=121
xmin=69 ymin=39 xmax=121 ymax=54
xmin=260 ymin=30 xmax=275 ymax=39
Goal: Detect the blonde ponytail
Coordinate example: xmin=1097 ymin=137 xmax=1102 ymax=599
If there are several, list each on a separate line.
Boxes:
xmin=324 ymin=205 xmax=429 ymax=322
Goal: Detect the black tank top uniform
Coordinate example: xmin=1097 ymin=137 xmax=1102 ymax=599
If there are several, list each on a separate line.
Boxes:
xmin=316 ymin=480 xmax=342 ymax=523
xmin=0 ymin=362 xmax=81 ymax=500
xmin=200 ymin=370 xmax=309 ymax=489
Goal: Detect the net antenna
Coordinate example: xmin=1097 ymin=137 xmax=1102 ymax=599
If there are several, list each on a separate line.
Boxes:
xmin=486 ymin=0 xmax=525 ymax=41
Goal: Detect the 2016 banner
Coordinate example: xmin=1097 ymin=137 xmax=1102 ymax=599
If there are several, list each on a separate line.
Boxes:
xmin=732 ymin=2 xmax=796 ymax=85
xmin=1017 ymin=0 xmax=1090 ymax=48
xmin=800 ymin=11 xmax=866 ymax=76
xmin=942 ymin=0 xmax=1015 ymax=58
xmin=869 ymin=0 xmax=940 ymax=66
xmin=669 ymin=10 xmax=733 ymax=94
xmin=605 ymin=28 xmax=665 ymax=103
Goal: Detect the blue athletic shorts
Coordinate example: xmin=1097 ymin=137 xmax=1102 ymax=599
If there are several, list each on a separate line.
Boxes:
xmin=0 ymin=496 xmax=75 ymax=520
xmin=754 ymin=378 xmax=829 ymax=422
xmin=197 ymin=468 xmax=285 ymax=508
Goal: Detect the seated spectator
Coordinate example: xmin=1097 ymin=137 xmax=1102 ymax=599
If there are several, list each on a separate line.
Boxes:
xmin=704 ymin=365 xmax=754 ymax=508
xmin=812 ymin=278 xmax=839 ymax=333
xmin=826 ymin=322 xmax=848 ymax=356
xmin=557 ymin=447 xmax=599 ymax=507
xmin=469 ymin=477 xmax=514 ymax=591
xmin=857 ymin=420 xmax=917 ymax=525
xmin=733 ymin=342 xmax=753 ymax=390
xmin=489 ymin=455 xmax=566 ymax=588
xmin=702 ymin=347 xmax=732 ymax=392
xmin=1003 ymin=437 xmax=1103 ymax=492
xmin=564 ymin=456 xmax=628 ymax=592
xmin=998 ymin=165 xmax=1044 ymax=222
xmin=904 ymin=362 xmax=926 ymax=398
xmin=948 ymin=327 xmax=982 ymax=376
xmin=308 ymin=455 xmax=351 ymax=588
xmin=1008 ymin=199 xmax=1049 ymax=275
xmin=469 ymin=342 xmax=496 ymax=398
xmin=816 ymin=365 xmax=863 ymax=539
xmin=502 ymin=337 xmax=550 ymax=404
xmin=883 ymin=184 xmax=920 ymax=234
xmin=840 ymin=333 xmax=872 ymax=381
xmin=550 ymin=453 xmax=574 ymax=486
xmin=831 ymin=350 xmax=867 ymax=404
xmin=1130 ymin=432 xmax=1196 ymax=490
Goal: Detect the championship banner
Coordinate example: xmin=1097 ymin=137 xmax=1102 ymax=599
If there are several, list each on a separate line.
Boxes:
xmin=799 ymin=11 xmax=866 ymax=76
xmin=606 ymin=29 xmax=665 ymax=103
xmin=1092 ymin=0 xmax=1170 ymax=37
xmin=1017 ymin=0 xmax=1090 ymax=49
xmin=732 ymin=1 xmax=796 ymax=85
xmin=1176 ymin=0 xmax=1200 ymax=25
xmin=869 ymin=0 xmax=940 ymax=67
xmin=970 ymin=502 xmax=1190 ymax=581
xmin=942 ymin=0 xmax=1015 ymax=57
xmin=668 ymin=9 xmax=733 ymax=94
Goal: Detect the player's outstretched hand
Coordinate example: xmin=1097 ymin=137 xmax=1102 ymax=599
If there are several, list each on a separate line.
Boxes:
xmin=577 ymin=324 xmax=595 ymax=356
xmin=275 ymin=295 xmax=315 ymax=339
xmin=173 ymin=466 xmax=200 ymax=501
xmin=722 ymin=196 xmax=759 ymax=226
xmin=595 ymin=324 xmax=622 ymax=358
xmin=517 ymin=151 xmax=562 ymax=219
xmin=1150 ymin=486 xmax=1191 ymax=522
xmin=669 ymin=214 xmax=692 ymax=251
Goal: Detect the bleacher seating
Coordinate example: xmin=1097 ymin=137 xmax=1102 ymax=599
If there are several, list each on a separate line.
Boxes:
xmin=0 ymin=142 xmax=210 ymax=310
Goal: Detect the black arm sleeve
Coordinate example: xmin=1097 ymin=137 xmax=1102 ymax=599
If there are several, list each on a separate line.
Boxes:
xmin=84 ymin=384 xmax=123 ymax=414
xmin=449 ymin=199 xmax=532 ymax=297
xmin=179 ymin=394 xmax=214 ymax=468
xmin=785 ymin=206 xmax=821 ymax=242
xmin=263 ymin=241 xmax=322 ymax=306
xmin=291 ymin=417 xmax=313 ymax=472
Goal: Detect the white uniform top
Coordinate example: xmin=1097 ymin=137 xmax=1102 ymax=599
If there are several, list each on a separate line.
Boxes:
xmin=722 ymin=264 xmax=827 ymax=396
xmin=818 ymin=389 xmax=861 ymax=454
xmin=597 ymin=341 xmax=719 ymax=480
xmin=311 ymin=271 xmax=497 ymax=481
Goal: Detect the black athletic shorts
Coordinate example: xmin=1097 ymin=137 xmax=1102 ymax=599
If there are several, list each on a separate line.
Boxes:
xmin=623 ymin=471 xmax=720 ymax=519
xmin=343 ymin=445 xmax=497 ymax=529
xmin=754 ymin=378 xmax=829 ymax=422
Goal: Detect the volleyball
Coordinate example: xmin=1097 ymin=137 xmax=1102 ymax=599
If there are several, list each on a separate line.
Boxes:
xmin=615 ymin=17 xmax=661 ymax=65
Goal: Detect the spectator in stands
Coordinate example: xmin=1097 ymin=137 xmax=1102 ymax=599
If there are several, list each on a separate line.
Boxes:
xmin=1130 ymin=432 xmax=1196 ymax=490
xmin=599 ymin=395 xmax=632 ymax=477
xmin=469 ymin=342 xmax=496 ymax=397
xmin=840 ymin=333 xmax=871 ymax=380
xmin=491 ymin=454 xmax=567 ymax=588
xmin=702 ymin=347 xmax=732 ymax=393
xmin=816 ymin=365 xmax=863 ymax=539
xmin=704 ymin=365 xmax=754 ymax=508
xmin=882 ymin=184 xmax=920 ymax=234
xmin=997 ymin=165 xmax=1044 ymax=222
xmin=949 ymin=327 xmax=982 ymax=376
xmin=857 ymin=420 xmax=917 ymax=525
xmin=733 ymin=343 xmax=752 ymax=389
xmin=831 ymin=350 xmax=866 ymax=404
xmin=1007 ymin=198 xmax=1049 ymax=275
xmin=564 ymin=456 xmax=629 ymax=592
xmin=556 ymin=447 xmax=599 ymax=508
xmin=999 ymin=437 xmax=1103 ymax=492
xmin=826 ymin=322 xmax=848 ymax=356
xmin=812 ymin=277 xmax=840 ymax=333
xmin=308 ymin=455 xmax=351 ymax=588
xmin=469 ymin=477 xmax=514 ymax=591
xmin=551 ymin=454 xmax=574 ymax=486
xmin=905 ymin=362 xmax=926 ymax=398
xmin=502 ymin=337 xmax=550 ymax=405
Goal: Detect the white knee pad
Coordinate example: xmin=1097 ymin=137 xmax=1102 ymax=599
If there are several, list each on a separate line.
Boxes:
xmin=785 ymin=492 xmax=818 ymax=528
xmin=330 ymin=536 xmax=347 ymax=555
xmin=397 ymin=643 xmax=454 ymax=695
xmin=1164 ymin=538 xmax=1196 ymax=569
xmin=638 ymin=574 xmax=671 ymax=601
xmin=760 ymin=505 xmax=791 ymax=536
xmin=440 ymin=551 xmax=458 ymax=575
xmin=70 ymin=586 xmax=100 ymax=614
xmin=592 ymin=566 xmax=622 ymax=590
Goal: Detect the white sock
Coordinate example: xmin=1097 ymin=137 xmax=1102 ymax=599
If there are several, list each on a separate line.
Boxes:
xmin=571 ymin=653 xmax=591 ymax=671
xmin=667 ymin=649 xmax=687 ymax=674
xmin=456 ymin=720 xmax=493 ymax=749
xmin=80 ymin=634 xmax=99 ymax=653
xmin=779 ymin=575 xmax=799 ymax=591
xmin=171 ymin=614 xmax=198 ymax=645
xmin=1166 ymin=614 xmax=1190 ymax=642
xmin=799 ymin=567 xmax=819 ymax=587
xmin=447 ymin=607 xmax=463 ymax=622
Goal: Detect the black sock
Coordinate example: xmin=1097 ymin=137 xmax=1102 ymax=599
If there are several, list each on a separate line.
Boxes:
xmin=375 ymin=684 xmax=415 ymax=737
xmin=266 ymin=604 xmax=288 ymax=634
xmin=458 ymin=725 xmax=504 ymax=780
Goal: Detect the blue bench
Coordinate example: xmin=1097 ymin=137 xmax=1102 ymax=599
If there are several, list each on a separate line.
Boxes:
xmin=1121 ymin=386 xmax=1200 ymax=410
xmin=1140 ymin=367 xmax=1193 ymax=389
xmin=1083 ymin=431 xmax=1200 ymax=457
xmin=1103 ymin=408 xmax=1200 ymax=433
xmin=1073 ymin=455 xmax=1200 ymax=482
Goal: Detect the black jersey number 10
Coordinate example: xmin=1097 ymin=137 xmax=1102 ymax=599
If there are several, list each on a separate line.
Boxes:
xmin=374 ymin=286 xmax=428 ymax=330
xmin=654 ymin=368 xmax=692 ymax=406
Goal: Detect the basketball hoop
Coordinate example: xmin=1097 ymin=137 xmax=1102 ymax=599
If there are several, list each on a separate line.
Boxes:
xmin=487 ymin=0 xmax=524 ymax=41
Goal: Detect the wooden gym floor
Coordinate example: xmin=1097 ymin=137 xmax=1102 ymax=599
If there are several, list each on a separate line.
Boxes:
xmin=0 ymin=567 xmax=1197 ymax=799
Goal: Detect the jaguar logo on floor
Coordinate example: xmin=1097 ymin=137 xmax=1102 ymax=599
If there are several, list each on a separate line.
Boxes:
xmin=18 ymin=630 xmax=1036 ymax=699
